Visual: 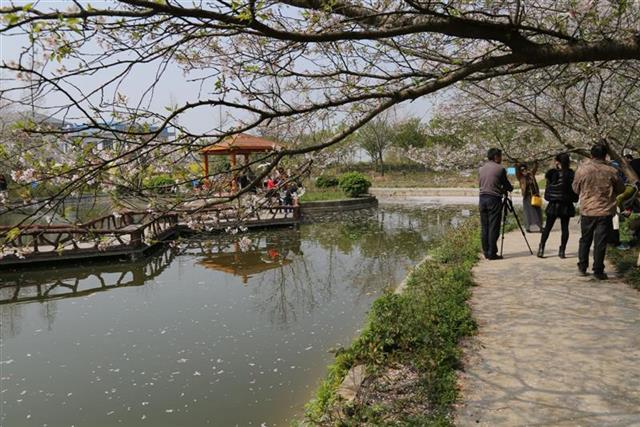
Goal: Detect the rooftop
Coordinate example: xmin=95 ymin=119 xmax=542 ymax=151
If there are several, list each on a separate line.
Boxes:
xmin=201 ymin=133 xmax=282 ymax=155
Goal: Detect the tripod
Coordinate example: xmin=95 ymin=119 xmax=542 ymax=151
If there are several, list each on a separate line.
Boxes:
xmin=500 ymin=194 xmax=534 ymax=257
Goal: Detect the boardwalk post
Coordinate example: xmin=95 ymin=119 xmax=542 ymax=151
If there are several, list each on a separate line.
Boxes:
xmin=129 ymin=228 xmax=144 ymax=261
xmin=130 ymin=229 xmax=143 ymax=249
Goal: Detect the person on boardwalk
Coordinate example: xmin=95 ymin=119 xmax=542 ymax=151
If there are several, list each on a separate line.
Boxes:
xmin=0 ymin=173 xmax=7 ymax=205
xmin=479 ymin=148 xmax=513 ymax=260
xmin=537 ymin=153 xmax=578 ymax=258
xmin=516 ymin=161 xmax=543 ymax=233
xmin=572 ymin=143 xmax=625 ymax=280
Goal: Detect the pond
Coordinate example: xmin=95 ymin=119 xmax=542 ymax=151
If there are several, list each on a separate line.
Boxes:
xmin=0 ymin=205 xmax=469 ymax=426
xmin=0 ymin=195 xmax=132 ymax=226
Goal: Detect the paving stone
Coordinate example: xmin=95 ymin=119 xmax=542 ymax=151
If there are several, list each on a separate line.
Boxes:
xmin=457 ymin=220 xmax=640 ymax=427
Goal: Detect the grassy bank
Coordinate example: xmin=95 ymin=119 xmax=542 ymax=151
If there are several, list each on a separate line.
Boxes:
xmin=311 ymin=163 xmax=477 ymax=188
xmin=608 ymin=217 xmax=640 ymax=291
xmin=302 ymin=218 xmax=481 ymax=426
xmin=369 ymin=170 xmax=477 ymax=189
xmin=609 ymin=247 xmax=640 ymax=291
xmin=300 ymin=190 xmax=353 ymax=202
xmin=310 ymin=167 xmax=544 ymax=190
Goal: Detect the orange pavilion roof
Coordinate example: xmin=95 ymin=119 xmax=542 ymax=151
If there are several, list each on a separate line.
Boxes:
xmin=201 ymin=133 xmax=282 ymax=155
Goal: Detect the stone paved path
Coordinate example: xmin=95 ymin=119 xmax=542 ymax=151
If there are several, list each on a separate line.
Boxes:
xmin=456 ymin=220 xmax=640 ymax=427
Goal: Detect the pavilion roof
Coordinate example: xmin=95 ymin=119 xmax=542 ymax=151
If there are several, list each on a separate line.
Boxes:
xmin=201 ymin=133 xmax=282 ymax=155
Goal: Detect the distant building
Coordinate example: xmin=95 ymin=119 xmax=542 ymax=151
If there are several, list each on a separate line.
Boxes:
xmin=0 ymin=110 xmax=66 ymax=132
xmin=0 ymin=110 xmax=175 ymax=154
xmin=0 ymin=111 xmax=69 ymax=163
xmin=64 ymin=122 xmax=176 ymax=151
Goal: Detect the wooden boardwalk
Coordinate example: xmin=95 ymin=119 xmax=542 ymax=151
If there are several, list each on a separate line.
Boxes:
xmin=0 ymin=204 xmax=300 ymax=268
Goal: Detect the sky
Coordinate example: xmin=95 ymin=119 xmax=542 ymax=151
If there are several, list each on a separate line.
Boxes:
xmin=0 ymin=0 xmax=438 ymax=135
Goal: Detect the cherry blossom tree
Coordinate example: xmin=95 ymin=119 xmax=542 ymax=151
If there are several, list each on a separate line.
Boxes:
xmin=448 ymin=61 xmax=640 ymax=180
xmin=1 ymin=0 xmax=640 ymax=211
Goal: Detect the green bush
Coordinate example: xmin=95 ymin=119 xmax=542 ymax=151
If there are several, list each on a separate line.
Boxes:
xmin=144 ymin=174 xmax=175 ymax=191
xmin=315 ymin=175 xmax=339 ymax=188
xmin=338 ymin=172 xmax=371 ymax=197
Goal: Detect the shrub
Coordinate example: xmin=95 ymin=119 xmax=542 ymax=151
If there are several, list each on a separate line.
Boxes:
xmin=315 ymin=175 xmax=339 ymax=188
xmin=338 ymin=172 xmax=371 ymax=197
xmin=145 ymin=174 xmax=176 ymax=192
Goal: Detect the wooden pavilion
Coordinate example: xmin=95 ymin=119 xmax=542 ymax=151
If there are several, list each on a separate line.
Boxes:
xmin=200 ymin=133 xmax=282 ymax=189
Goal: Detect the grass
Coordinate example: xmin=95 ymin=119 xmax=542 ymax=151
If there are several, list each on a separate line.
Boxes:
xmin=315 ymin=163 xmax=545 ymax=190
xmin=608 ymin=216 xmax=640 ymax=291
xmin=300 ymin=189 xmax=353 ymax=202
xmin=301 ymin=218 xmax=482 ymax=426
xmin=317 ymin=163 xmax=478 ymax=189
xmin=369 ymin=170 xmax=477 ymax=188
xmin=609 ymin=247 xmax=640 ymax=291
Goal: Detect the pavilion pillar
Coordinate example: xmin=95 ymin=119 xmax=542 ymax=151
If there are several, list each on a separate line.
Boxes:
xmin=230 ymin=153 xmax=238 ymax=192
xmin=203 ymin=154 xmax=209 ymax=181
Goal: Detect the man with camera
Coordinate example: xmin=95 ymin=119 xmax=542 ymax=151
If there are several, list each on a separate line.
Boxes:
xmin=479 ymin=148 xmax=513 ymax=260
xmin=572 ymin=143 xmax=625 ymax=280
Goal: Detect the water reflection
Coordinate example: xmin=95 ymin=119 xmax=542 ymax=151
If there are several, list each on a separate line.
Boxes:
xmin=0 ymin=205 xmax=468 ymax=427
xmin=0 ymin=247 xmax=177 ymax=305
xmin=195 ymin=232 xmax=302 ymax=285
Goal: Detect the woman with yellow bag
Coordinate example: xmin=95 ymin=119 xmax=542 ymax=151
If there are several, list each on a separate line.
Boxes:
xmin=516 ymin=161 xmax=543 ymax=233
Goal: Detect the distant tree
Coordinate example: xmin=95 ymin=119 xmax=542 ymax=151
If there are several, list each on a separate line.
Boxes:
xmin=392 ymin=118 xmax=427 ymax=150
xmin=391 ymin=113 xmax=553 ymax=171
xmin=297 ymin=125 xmax=358 ymax=169
xmin=355 ymin=115 xmax=395 ymax=176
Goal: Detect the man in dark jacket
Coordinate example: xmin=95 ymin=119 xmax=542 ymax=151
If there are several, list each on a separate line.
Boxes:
xmin=479 ymin=148 xmax=513 ymax=260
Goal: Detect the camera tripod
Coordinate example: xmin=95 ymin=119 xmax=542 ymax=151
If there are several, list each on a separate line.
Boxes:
xmin=500 ymin=194 xmax=534 ymax=257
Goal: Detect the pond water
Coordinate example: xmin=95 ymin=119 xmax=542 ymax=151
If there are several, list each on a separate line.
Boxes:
xmin=0 ymin=196 xmax=130 ymax=226
xmin=0 ymin=205 xmax=468 ymax=427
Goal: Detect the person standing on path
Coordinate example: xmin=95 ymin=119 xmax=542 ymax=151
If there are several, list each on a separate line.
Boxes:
xmin=516 ymin=161 xmax=543 ymax=232
xmin=572 ymin=143 xmax=625 ymax=280
xmin=538 ymin=153 xmax=578 ymax=258
xmin=479 ymin=148 xmax=513 ymax=260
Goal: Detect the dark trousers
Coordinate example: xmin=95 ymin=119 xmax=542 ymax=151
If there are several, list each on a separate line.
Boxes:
xmin=480 ymin=196 xmax=503 ymax=258
xmin=540 ymin=215 xmax=570 ymax=249
xmin=578 ymin=215 xmax=613 ymax=274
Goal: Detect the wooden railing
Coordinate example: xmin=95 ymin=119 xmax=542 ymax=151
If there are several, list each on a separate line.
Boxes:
xmin=0 ymin=211 xmax=179 ymax=262
xmin=183 ymin=204 xmax=300 ymax=228
xmin=0 ymin=203 xmax=299 ymax=265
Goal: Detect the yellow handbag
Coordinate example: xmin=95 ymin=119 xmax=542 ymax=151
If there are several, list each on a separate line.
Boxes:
xmin=531 ymin=195 xmax=543 ymax=208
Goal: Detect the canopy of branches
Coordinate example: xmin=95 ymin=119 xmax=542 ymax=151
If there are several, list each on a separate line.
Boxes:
xmin=1 ymin=1 xmax=640 ymax=203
